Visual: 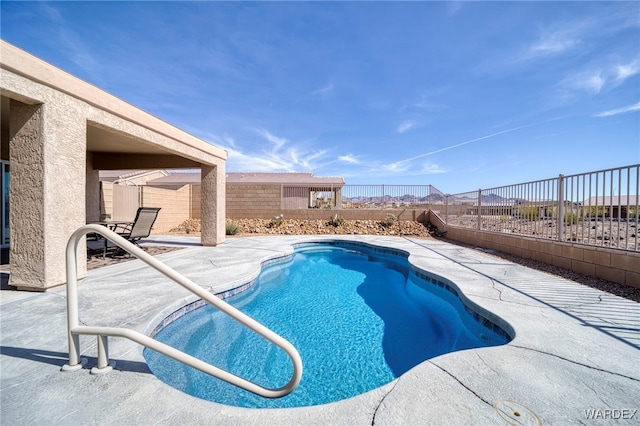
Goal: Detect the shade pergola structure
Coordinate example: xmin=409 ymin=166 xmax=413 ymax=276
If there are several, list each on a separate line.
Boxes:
xmin=0 ymin=40 xmax=227 ymax=291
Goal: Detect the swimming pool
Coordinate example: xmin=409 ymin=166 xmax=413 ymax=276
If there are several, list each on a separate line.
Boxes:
xmin=144 ymin=241 xmax=512 ymax=408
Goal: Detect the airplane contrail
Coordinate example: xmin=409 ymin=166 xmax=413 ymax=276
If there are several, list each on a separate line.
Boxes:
xmin=392 ymin=125 xmax=530 ymax=166
xmin=390 ymin=118 xmax=564 ymax=167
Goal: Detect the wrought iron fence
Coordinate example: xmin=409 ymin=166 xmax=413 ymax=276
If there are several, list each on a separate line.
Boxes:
xmin=443 ymin=165 xmax=639 ymax=251
xmin=339 ymin=185 xmax=434 ymax=209
xmin=277 ymin=165 xmax=638 ymax=251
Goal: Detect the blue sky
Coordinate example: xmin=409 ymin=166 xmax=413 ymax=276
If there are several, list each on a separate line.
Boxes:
xmin=2 ymin=1 xmax=639 ymax=192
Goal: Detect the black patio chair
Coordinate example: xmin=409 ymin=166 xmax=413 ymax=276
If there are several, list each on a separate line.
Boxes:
xmin=112 ymin=207 xmax=162 ymax=246
xmin=87 ymin=207 xmax=162 ymax=259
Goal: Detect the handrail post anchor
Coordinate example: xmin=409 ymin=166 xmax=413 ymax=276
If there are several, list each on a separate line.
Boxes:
xmin=91 ymin=335 xmax=115 ymax=375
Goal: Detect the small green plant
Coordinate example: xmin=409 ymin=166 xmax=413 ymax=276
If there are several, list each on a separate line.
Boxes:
xmin=225 ymin=220 xmax=239 ymax=235
xmin=564 ymin=212 xmax=581 ymax=225
xmin=268 ymin=214 xmax=284 ymax=228
xmin=380 ymin=213 xmax=397 ymax=227
xmin=585 ymin=205 xmax=607 ymax=219
xmin=327 ymin=214 xmax=344 ymax=227
xmin=517 ymin=206 xmax=540 ymax=220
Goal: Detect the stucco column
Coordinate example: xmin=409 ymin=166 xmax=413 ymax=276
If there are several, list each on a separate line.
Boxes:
xmin=9 ymin=99 xmax=86 ymax=290
xmin=86 ymin=153 xmax=100 ymax=223
xmin=201 ymin=162 xmax=225 ymax=246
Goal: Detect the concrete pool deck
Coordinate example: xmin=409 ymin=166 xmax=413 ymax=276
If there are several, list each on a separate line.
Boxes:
xmin=1 ymin=235 xmax=638 ymax=425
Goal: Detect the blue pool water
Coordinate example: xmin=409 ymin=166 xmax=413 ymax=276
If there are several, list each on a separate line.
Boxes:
xmin=144 ymin=242 xmax=511 ymax=408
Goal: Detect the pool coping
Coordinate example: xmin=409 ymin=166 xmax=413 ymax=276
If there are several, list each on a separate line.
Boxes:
xmin=1 ymin=235 xmax=638 ymax=425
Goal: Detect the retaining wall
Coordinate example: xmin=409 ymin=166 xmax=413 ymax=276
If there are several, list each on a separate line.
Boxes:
xmin=428 ymin=211 xmax=640 ymax=288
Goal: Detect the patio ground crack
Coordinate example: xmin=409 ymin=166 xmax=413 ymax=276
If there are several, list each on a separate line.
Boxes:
xmin=371 ymin=379 xmax=400 ymax=425
xmin=475 ymin=352 xmax=500 ymax=375
xmin=428 ymin=360 xmax=493 ymax=407
xmin=511 ymin=345 xmax=640 ymax=382
xmin=490 ymin=278 xmax=504 ymax=301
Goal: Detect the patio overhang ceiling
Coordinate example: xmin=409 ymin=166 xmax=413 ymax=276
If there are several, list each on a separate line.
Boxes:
xmin=87 ymin=123 xmax=206 ymax=170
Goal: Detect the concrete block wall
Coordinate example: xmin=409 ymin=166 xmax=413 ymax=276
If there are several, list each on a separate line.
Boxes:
xmin=140 ymin=185 xmax=190 ymax=233
xmin=226 ymin=184 xmax=281 ymax=217
xmin=190 ymin=184 xmax=201 ymax=220
xmin=429 ymin=211 xmax=640 ymax=288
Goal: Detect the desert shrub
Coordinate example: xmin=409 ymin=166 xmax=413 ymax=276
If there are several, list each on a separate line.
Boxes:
xmin=517 ymin=206 xmax=540 ymax=220
xmin=226 ymin=220 xmax=239 ymax=235
xmin=268 ymin=214 xmax=284 ymax=228
xmin=327 ymin=214 xmax=344 ymax=227
xmin=380 ymin=214 xmax=397 ymax=227
xmin=585 ymin=206 xmax=607 ymax=219
xmin=564 ymin=212 xmax=581 ymax=225
xmin=500 ymin=215 xmax=511 ymax=222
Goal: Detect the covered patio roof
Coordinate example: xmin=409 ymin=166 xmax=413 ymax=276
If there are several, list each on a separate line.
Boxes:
xmin=1 ymin=40 xmax=227 ymax=290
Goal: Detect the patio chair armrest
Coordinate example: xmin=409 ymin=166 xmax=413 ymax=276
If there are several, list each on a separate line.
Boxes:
xmin=109 ymin=222 xmax=134 ymax=233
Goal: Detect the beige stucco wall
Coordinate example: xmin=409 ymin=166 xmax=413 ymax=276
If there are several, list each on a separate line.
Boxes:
xmin=86 ymin=155 xmax=101 ymax=223
xmin=9 ymin=102 xmax=47 ymax=286
xmin=201 ymin=164 xmax=225 ymax=246
xmin=8 ymin=93 xmax=87 ymax=290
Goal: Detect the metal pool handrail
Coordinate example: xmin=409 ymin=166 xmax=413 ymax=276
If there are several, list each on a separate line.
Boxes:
xmin=62 ymin=224 xmax=302 ymax=398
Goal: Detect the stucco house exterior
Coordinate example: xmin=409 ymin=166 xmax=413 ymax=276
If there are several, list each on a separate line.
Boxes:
xmin=0 ymin=40 xmax=227 ymax=291
xmin=583 ymin=195 xmax=639 ymax=219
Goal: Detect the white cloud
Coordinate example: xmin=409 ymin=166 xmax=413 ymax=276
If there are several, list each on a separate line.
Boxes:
xmin=36 ymin=4 xmax=101 ymax=75
xmin=313 ymin=81 xmax=334 ymax=96
xmin=523 ymin=9 xmax=637 ymax=63
xmin=255 ymin=128 xmax=287 ymax=150
xmin=227 ymin=147 xmax=292 ymax=172
xmin=397 ymin=120 xmax=416 ymax=134
xmin=40 ymin=2 xmax=64 ymax=23
xmin=558 ymin=58 xmax=640 ymax=97
xmin=412 ymin=97 xmax=445 ymax=110
xmin=338 ymin=155 xmax=360 ymax=164
xmin=419 ymin=162 xmax=447 ymax=175
xmin=219 ymin=129 xmax=328 ymax=172
xmin=581 ymin=73 xmax=606 ymax=95
xmin=614 ymin=60 xmax=640 ymax=83
xmin=594 ymin=101 xmax=640 ymax=117
xmin=530 ymin=30 xmax=580 ymax=56
xmin=362 ymin=160 xmax=447 ymax=178
xmin=381 ymin=162 xmax=411 ymax=173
